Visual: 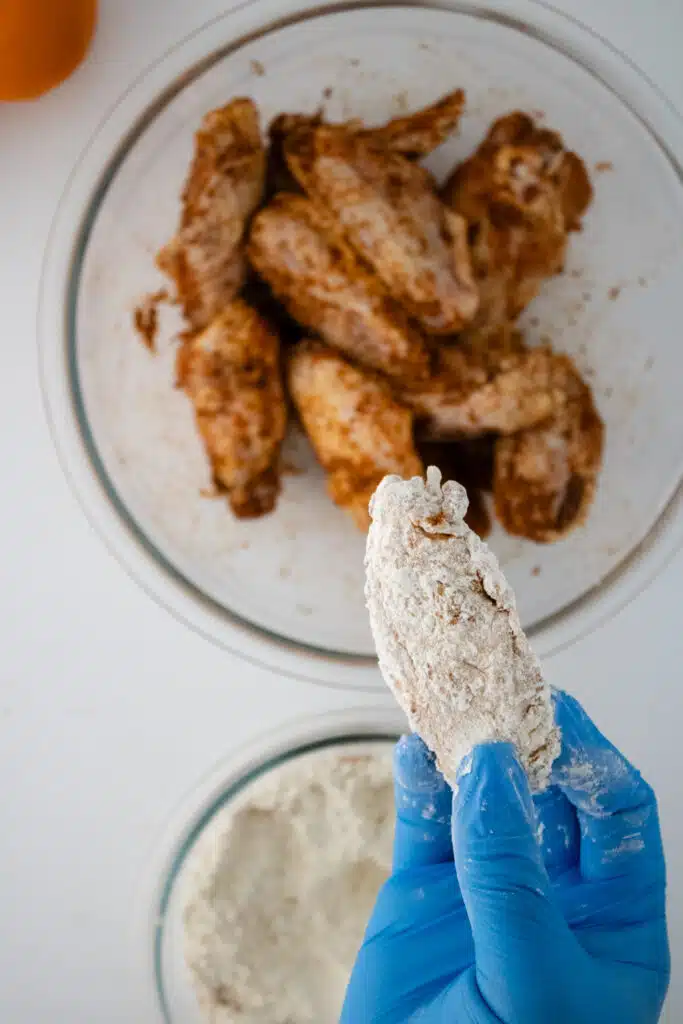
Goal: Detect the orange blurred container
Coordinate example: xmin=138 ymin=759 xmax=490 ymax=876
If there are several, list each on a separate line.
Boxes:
xmin=0 ymin=0 xmax=97 ymax=101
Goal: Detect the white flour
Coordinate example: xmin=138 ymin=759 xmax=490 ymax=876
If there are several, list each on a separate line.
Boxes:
xmin=182 ymin=745 xmax=394 ymax=1023
xmin=365 ymin=468 xmax=560 ymax=790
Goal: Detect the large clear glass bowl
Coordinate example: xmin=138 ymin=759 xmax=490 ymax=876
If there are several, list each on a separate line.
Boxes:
xmin=40 ymin=0 xmax=683 ymax=685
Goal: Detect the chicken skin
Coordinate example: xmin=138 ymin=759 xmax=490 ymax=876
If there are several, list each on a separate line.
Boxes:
xmin=272 ymin=86 xmax=465 ymax=179
xmin=365 ymin=87 xmax=466 ymax=158
xmin=248 ymin=193 xmax=430 ymax=381
xmin=400 ymin=324 xmax=522 ymax=429
xmin=442 ymin=112 xmax=593 ymax=332
xmin=157 ymin=98 xmax=266 ymax=332
xmin=177 ymin=300 xmax=287 ymax=518
xmin=402 ymin=339 xmax=562 ymax=439
xmin=493 ymin=353 xmax=604 ymax=542
xmin=288 ymin=341 xmax=423 ymax=530
xmin=284 ymin=125 xmax=478 ymax=334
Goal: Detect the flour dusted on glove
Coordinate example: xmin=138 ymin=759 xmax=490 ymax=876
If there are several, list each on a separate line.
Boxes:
xmin=365 ymin=467 xmax=560 ymax=790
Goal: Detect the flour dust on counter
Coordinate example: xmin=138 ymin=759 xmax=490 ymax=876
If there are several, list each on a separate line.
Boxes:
xmin=182 ymin=744 xmax=394 ymax=1023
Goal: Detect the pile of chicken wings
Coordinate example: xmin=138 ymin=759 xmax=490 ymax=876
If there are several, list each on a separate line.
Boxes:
xmin=153 ymin=89 xmax=603 ymax=543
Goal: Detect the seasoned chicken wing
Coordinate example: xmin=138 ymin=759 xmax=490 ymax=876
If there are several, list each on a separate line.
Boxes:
xmin=271 ymin=86 xmax=465 ymax=183
xmin=177 ymin=299 xmax=287 ymax=518
xmin=288 ymin=341 xmax=423 ymax=530
xmin=285 ymin=126 xmax=478 ymax=333
xmin=157 ymin=98 xmax=266 ymax=332
xmin=493 ymin=353 xmax=604 ymax=542
xmin=442 ymin=112 xmax=593 ymax=332
xmin=248 ymin=193 xmax=430 ymax=381
xmin=402 ymin=341 xmax=560 ymax=439
xmin=399 ymin=324 xmax=523 ymax=433
xmin=369 ymin=87 xmax=465 ymax=158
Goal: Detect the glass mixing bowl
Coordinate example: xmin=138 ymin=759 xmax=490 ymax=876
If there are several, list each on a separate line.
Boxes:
xmin=40 ymin=0 xmax=683 ymax=686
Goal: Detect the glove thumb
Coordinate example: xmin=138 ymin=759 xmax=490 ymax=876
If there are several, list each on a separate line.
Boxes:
xmin=452 ymin=743 xmax=575 ymax=1014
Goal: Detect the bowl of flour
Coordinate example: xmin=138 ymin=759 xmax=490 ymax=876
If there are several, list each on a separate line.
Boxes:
xmin=152 ymin=729 xmax=397 ymax=1023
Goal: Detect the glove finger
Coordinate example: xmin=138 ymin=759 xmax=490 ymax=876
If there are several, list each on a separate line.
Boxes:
xmin=452 ymin=742 xmax=574 ymax=1016
xmin=533 ymin=785 xmax=580 ymax=878
xmin=551 ymin=691 xmax=665 ymax=883
xmin=341 ymin=868 xmax=473 ymax=1022
xmin=393 ymin=733 xmax=454 ymax=870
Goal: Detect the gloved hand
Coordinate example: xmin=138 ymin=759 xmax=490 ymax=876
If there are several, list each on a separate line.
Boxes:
xmin=341 ymin=691 xmax=669 ymax=1023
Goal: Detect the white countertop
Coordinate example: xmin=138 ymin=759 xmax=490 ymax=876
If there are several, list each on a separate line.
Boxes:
xmin=1 ymin=1 xmax=682 ymax=1019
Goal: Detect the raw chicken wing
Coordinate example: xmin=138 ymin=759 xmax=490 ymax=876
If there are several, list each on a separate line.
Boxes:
xmin=493 ymin=353 xmax=604 ymax=541
xmin=402 ymin=341 xmax=560 ymax=439
xmin=369 ymin=87 xmax=465 ymax=158
xmin=274 ymin=86 xmax=465 ymax=183
xmin=288 ymin=341 xmax=423 ymax=529
xmin=157 ymin=98 xmax=266 ymax=332
xmin=285 ymin=125 xmax=479 ymax=333
xmin=248 ymin=193 xmax=430 ymax=381
xmin=442 ymin=112 xmax=593 ymax=332
xmin=177 ymin=299 xmax=287 ymax=517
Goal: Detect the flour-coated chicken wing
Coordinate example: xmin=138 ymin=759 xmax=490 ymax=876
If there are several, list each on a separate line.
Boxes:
xmin=365 ymin=468 xmax=560 ymax=790
xmin=288 ymin=341 xmax=423 ymax=530
xmin=177 ymin=299 xmax=287 ymax=517
xmin=157 ymin=98 xmax=266 ymax=332
xmin=417 ymin=436 xmax=496 ymax=538
xmin=248 ymin=193 xmax=430 ymax=380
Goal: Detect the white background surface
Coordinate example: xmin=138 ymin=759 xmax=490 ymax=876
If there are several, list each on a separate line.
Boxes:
xmin=1 ymin=1 xmax=682 ymax=1020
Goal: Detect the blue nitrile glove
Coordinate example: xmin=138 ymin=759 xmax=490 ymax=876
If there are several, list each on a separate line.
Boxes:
xmin=341 ymin=691 xmax=669 ymax=1023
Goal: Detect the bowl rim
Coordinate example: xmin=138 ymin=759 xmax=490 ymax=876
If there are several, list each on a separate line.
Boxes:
xmin=39 ymin=0 xmax=683 ymax=690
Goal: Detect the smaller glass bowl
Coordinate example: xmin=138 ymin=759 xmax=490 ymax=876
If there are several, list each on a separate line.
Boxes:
xmin=140 ymin=707 xmax=403 ymax=1023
